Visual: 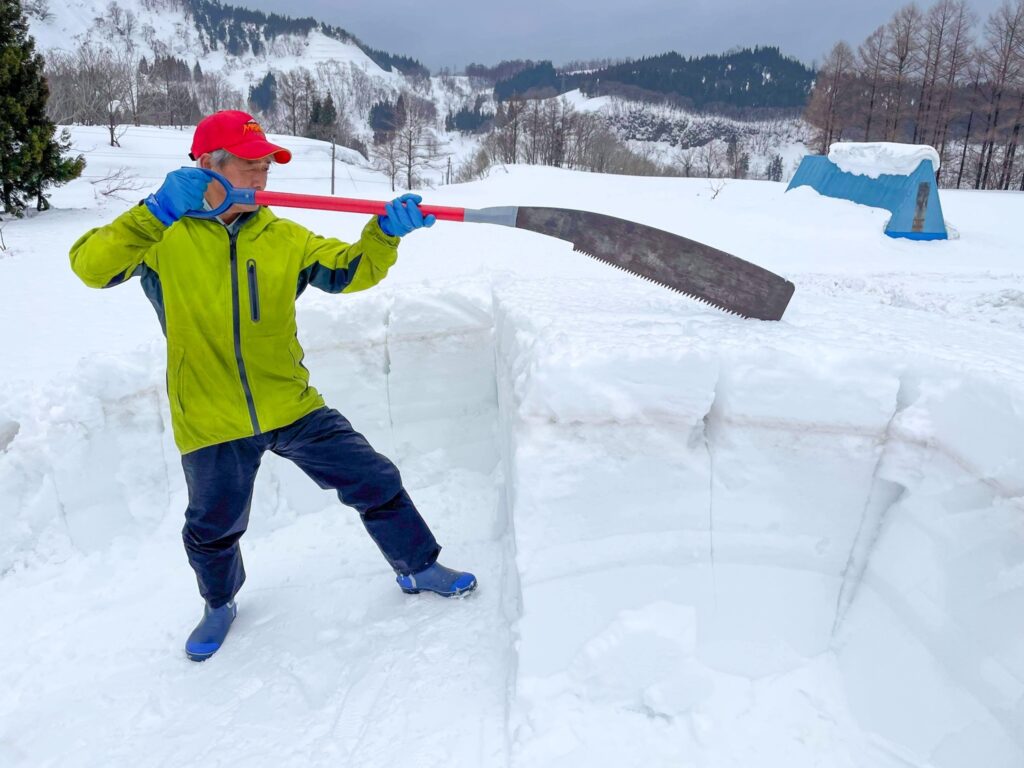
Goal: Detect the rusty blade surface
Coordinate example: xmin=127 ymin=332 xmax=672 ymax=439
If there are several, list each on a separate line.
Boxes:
xmin=514 ymin=207 xmax=794 ymax=321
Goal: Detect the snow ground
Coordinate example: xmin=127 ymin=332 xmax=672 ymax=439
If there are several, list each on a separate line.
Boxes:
xmin=1 ymin=126 xmax=1023 ymax=767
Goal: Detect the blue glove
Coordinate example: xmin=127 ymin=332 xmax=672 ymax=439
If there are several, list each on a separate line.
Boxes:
xmin=378 ymin=193 xmax=436 ymax=237
xmin=145 ymin=168 xmax=213 ymax=226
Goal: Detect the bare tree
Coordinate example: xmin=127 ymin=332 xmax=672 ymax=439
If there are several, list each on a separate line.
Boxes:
xmin=973 ymin=0 xmax=1024 ymax=187
xmin=195 ymin=71 xmax=244 ymax=115
xmin=932 ymin=1 xmax=976 ymax=174
xmin=858 ymin=25 xmax=890 ymax=141
xmin=695 ymin=140 xmax=725 ymax=178
xmin=726 ymin=136 xmax=750 ymax=178
xmin=275 ymin=68 xmax=316 ymax=137
xmin=314 ymin=62 xmax=350 ymax=122
xmin=453 ymin=148 xmax=492 ymax=183
xmin=372 ymin=131 xmax=402 ymax=191
xmin=674 ymin=146 xmax=696 ymax=177
xmin=89 ymin=166 xmax=145 ymax=201
xmin=805 ymin=41 xmax=856 ymax=152
xmin=883 ymin=4 xmax=924 ymax=142
xmin=45 ymin=43 xmax=132 ymax=146
xmin=395 ymin=99 xmax=441 ymax=189
xmin=490 ymin=97 xmax=524 ymax=164
xmin=522 ymin=99 xmax=545 ymax=164
xmin=99 ymin=1 xmax=137 ymax=39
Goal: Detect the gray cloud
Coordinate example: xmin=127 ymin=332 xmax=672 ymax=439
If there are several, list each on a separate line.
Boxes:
xmin=242 ymin=0 xmax=1007 ymax=70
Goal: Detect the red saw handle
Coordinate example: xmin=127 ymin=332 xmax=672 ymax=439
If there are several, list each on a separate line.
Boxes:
xmin=254 ymin=190 xmax=467 ymax=222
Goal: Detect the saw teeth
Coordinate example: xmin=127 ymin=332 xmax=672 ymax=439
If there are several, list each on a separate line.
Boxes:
xmin=573 ymin=244 xmax=747 ymax=317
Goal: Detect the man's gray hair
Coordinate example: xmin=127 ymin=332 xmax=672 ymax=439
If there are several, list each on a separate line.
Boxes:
xmin=206 ymin=149 xmax=233 ymax=167
xmin=200 ymin=149 xmax=276 ymax=168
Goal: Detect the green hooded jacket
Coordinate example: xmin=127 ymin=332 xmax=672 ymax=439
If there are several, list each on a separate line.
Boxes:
xmin=70 ymin=204 xmax=401 ymax=454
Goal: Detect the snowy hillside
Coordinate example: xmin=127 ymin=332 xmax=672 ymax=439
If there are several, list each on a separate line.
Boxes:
xmin=28 ymin=0 xmax=404 ymax=95
xmin=1 ymin=126 xmax=1023 ymax=767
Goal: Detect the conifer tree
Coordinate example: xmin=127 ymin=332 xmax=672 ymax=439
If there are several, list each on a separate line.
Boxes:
xmin=0 ymin=0 xmax=84 ymax=215
xmin=320 ymin=93 xmax=337 ymax=134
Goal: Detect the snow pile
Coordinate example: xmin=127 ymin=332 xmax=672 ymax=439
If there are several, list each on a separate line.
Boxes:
xmin=829 ymin=142 xmax=942 ymax=178
xmin=1 ymin=126 xmax=1023 ymax=767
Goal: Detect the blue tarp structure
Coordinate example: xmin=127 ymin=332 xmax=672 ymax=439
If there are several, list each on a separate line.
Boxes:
xmin=787 ymin=156 xmax=948 ymax=241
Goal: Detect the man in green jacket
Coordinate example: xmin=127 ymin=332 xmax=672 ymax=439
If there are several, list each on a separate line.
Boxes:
xmin=70 ymin=110 xmax=476 ymax=662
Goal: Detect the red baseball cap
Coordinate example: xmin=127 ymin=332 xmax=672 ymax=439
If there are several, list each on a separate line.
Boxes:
xmin=189 ymin=110 xmax=292 ymax=164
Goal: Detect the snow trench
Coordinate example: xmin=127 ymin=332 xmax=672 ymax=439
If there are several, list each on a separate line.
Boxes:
xmin=1 ymin=279 xmax=1023 ymax=767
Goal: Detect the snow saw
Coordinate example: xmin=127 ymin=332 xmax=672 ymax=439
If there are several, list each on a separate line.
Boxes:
xmin=188 ymin=169 xmax=795 ymax=321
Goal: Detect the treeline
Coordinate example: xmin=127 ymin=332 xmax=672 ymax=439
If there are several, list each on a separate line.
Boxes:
xmin=453 ymin=96 xmax=705 ymax=183
xmin=47 ymin=38 xmax=245 ymax=142
xmin=485 ymin=48 xmax=815 ymax=112
xmin=807 ymin=0 xmax=1024 ymax=190
xmin=575 ymin=48 xmax=815 ymax=110
xmin=464 ymin=60 xmax=537 ymax=84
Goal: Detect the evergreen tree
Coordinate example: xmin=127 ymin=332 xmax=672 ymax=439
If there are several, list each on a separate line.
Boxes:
xmin=247 ymin=72 xmax=276 ymax=113
xmin=26 ymin=127 xmax=84 ymax=211
xmin=320 ymin=93 xmax=337 ymax=133
xmin=369 ymin=99 xmax=401 ymax=143
xmin=0 ymin=0 xmax=84 ymax=216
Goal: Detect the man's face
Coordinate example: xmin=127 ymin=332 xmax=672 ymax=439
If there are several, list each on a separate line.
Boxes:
xmin=198 ymin=152 xmax=272 ymax=219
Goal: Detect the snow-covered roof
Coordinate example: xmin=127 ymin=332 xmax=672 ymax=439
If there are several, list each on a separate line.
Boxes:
xmin=829 ymin=141 xmax=941 ymax=178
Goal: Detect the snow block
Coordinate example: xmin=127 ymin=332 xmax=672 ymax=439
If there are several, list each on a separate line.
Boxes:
xmin=787 ymin=155 xmax=948 ymax=241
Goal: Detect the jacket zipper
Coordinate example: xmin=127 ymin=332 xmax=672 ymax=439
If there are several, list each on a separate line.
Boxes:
xmin=247 ymin=259 xmax=260 ymax=322
xmin=230 ymin=232 xmax=261 ymax=435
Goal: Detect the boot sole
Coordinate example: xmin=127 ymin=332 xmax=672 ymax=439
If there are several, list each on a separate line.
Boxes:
xmin=401 ymin=581 xmax=477 ymax=598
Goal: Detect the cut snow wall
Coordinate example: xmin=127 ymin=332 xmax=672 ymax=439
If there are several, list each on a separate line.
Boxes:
xmin=787 ymin=155 xmax=948 ymax=241
xmin=493 ymin=280 xmax=1023 ymax=767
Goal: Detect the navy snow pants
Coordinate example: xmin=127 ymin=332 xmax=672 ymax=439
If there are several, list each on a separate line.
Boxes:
xmin=181 ymin=406 xmax=441 ymax=608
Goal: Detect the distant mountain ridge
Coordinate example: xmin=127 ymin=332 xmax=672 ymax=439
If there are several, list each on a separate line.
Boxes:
xmin=493 ymin=47 xmax=815 ymax=112
xmin=180 ymin=0 xmax=428 ymax=76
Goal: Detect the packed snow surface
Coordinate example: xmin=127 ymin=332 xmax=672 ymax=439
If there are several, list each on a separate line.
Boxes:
xmin=829 ymin=141 xmax=943 ymax=177
xmin=1 ymin=126 xmax=1023 ymax=768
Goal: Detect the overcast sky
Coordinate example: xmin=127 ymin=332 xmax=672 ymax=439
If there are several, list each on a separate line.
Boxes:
xmin=241 ymin=0 xmax=1007 ymax=70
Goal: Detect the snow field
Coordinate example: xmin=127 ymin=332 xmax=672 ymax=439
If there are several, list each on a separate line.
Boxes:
xmin=1 ymin=126 xmax=1024 ymax=766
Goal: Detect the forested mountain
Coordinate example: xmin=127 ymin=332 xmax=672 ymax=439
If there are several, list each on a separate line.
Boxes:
xmin=492 ymin=47 xmax=815 ymax=112
xmin=182 ymin=0 xmax=428 ymax=76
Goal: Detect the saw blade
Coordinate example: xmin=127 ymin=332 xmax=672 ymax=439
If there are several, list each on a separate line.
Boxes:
xmin=515 ymin=207 xmax=795 ymax=321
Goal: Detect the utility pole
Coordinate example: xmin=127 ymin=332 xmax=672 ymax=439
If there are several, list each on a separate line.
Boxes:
xmin=331 ymin=134 xmax=336 ymax=195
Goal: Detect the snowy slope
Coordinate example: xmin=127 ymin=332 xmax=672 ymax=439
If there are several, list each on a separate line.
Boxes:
xmin=1 ymin=126 xmax=1023 ymax=767
xmin=28 ymin=0 xmax=402 ymax=101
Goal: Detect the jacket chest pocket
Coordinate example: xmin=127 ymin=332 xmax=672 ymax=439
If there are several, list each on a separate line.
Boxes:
xmin=246 ymin=259 xmax=261 ymax=323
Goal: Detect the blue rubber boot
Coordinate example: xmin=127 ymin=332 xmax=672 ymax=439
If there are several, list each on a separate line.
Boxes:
xmin=185 ymin=600 xmax=237 ymax=662
xmin=397 ymin=562 xmax=477 ymax=598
